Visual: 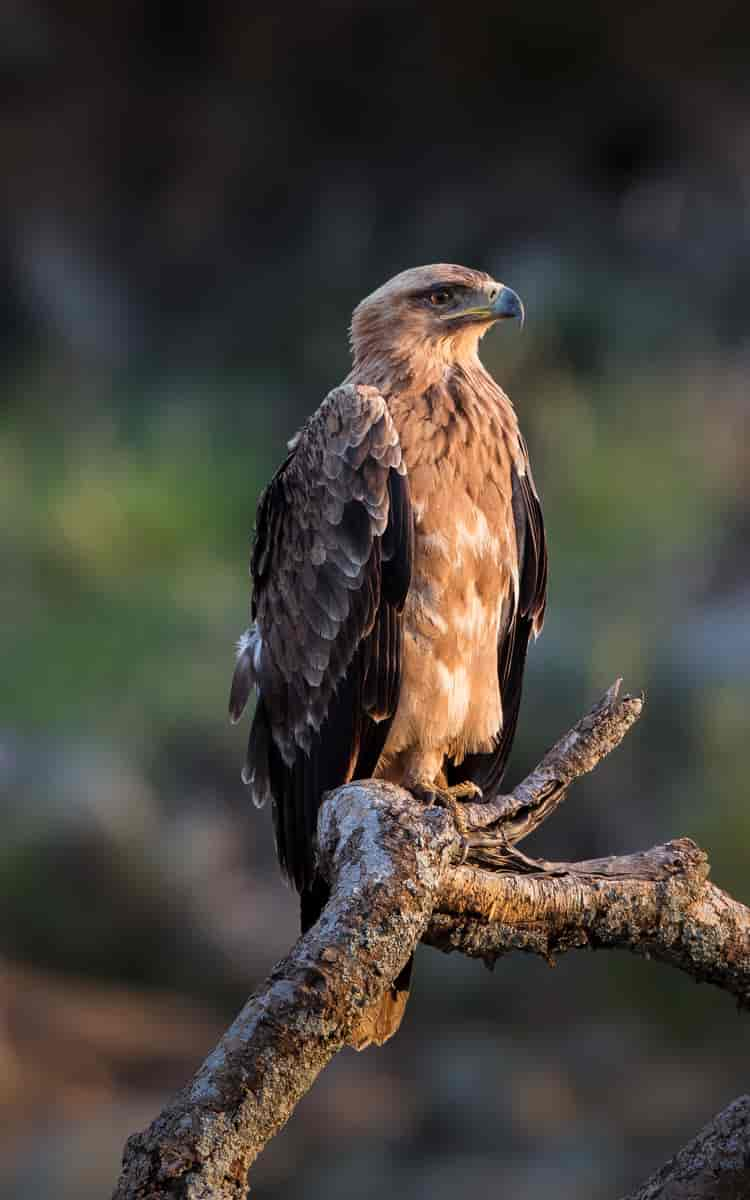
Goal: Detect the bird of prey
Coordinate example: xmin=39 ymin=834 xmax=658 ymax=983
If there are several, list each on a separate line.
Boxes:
xmin=230 ymin=264 xmax=547 ymax=1047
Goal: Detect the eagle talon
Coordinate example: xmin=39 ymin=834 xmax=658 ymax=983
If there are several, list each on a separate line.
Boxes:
xmin=410 ymin=781 xmax=483 ymax=833
xmin=447 ymin=781 xmax=483 ymax=802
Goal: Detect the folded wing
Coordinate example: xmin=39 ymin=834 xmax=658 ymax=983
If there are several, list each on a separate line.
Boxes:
xmin=230 ymin=384 xmax=413 ymax=894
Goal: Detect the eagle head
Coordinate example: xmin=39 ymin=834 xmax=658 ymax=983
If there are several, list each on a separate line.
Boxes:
xmin=350 ymin=263 xmax=523 ymax=369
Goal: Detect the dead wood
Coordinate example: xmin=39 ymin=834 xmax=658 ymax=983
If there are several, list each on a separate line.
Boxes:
xmin=113 ymin=683 xmax=750 ymax=1200
xmin=622 ymin=1094 xmax=750 ymax=1199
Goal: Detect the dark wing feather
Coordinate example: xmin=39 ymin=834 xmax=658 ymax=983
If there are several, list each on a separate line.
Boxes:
xmin=231 ymin=384 xmax=413 ymax=895
xmin=449 ymin=437 xmax=547 ymax=796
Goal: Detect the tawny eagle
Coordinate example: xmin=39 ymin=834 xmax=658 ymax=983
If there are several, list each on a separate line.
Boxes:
xmin=230 ymin=264 xmax=547 ymax=1046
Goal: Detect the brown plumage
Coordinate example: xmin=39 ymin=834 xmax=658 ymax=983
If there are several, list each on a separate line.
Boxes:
xmin=230 ymin=264 xmax=547 ymax=1048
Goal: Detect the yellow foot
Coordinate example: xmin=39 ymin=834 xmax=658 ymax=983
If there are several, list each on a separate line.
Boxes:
xmin=410 ymin=781 xmax=483 ymax=833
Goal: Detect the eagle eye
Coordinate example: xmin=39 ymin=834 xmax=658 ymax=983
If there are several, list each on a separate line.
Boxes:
xmin=428 ymin=288 xmax=453 ymax=307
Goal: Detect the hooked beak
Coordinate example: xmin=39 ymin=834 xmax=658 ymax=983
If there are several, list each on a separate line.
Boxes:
xmin=490 ymin=285 xmax=524 ymax=326
xmin=440 ymin=284 xmax=525 ymax=328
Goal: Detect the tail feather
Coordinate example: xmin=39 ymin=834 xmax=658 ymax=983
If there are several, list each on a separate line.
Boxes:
xmin=242 ymin=701 xmax=273 ymax=809
xmin=349 ymin=954 xmax=413 ymax=1050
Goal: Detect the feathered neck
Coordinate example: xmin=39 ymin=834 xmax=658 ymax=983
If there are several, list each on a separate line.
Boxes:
xmin=348 ymin=331 xmax=492 ymax=399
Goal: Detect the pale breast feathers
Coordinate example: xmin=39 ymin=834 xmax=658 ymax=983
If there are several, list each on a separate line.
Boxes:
xmin=444 ymin=432 xmax=547 ymax=796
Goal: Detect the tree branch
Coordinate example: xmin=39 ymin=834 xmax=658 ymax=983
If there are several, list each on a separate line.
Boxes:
xmin=428 ymin=842 xmax=750 ymax=1007
xmin=622 ymin=1094 xmax=750 ymax=1199
xmin=455 ymin=677 xmax=643 ymax=843
xmin=112 ymin=784 xmax=456 ymax=1199
xmin=113 ymin=685 xmax=750 ymax=1199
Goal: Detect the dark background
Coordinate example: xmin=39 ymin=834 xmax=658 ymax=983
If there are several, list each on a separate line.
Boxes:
xmin=1 ymin=3 xmax=749 ymax=1197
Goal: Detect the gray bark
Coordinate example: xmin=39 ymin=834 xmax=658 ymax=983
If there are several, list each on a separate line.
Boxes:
xmin=623 ymin=1095 xmax=750 ymax=1199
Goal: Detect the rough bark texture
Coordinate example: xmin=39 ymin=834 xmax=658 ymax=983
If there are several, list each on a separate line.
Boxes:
xmin=113 ymin=685 xmax=750 ymax=1200
xmin=428 ymin=843 xmax=750 ymax=1006
xmin=112 ymin=784 xmax=456 ymax=1200
xmin=622 ymin=1095 xmax=750 ymax=1200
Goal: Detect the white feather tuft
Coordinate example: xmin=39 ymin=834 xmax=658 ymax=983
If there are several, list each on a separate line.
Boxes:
xmin=235 ymin=624 xmax=263 ymax=673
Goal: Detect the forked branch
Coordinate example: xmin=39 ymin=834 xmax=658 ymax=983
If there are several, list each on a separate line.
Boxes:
xmin=113 ymin=684 xmax=750 ymax=1200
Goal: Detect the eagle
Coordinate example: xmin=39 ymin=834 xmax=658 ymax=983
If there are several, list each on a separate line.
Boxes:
xmin=229 ymin=264 xmax=547 ymax=1047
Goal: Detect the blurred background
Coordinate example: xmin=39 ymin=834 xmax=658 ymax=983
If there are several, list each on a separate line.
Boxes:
xmin=1 ymin=3 xmax=749 ymax=1197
